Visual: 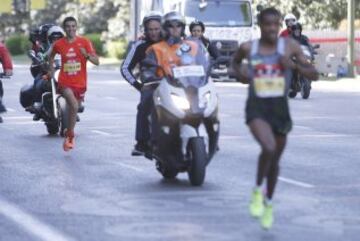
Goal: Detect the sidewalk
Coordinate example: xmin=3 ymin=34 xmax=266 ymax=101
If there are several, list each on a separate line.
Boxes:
xmin=313 ymin=76 xmax=360 ymax=92
xmin=12 ymin=55 xmax=122 ymax=70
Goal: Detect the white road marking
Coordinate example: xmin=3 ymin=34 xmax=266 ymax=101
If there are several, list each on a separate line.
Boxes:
xmin=293 ymin=125 xmax=313 ymax=130
xmin=4 ymin=116 xmax=31 ymax=119
xmin=279 ymin=176 xmax=314 ymax=188
xmin=0 ymin=198 xmax=74 ymax=241
xmin=6 ymin=108 xmax=16 ymax=112
xmin=117 ymin=162 xmax=147 ymax=173
xmin=292 ymin=134 xmax=353 ymax=138
xmin=91 ymin=130 xmax=112 ymax=136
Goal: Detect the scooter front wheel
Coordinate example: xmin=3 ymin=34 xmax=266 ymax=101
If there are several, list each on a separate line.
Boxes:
xmin=301 ymin=78 xmax=311 ymax=99
xmin=187 ymin=137 xmax=207 ymax=186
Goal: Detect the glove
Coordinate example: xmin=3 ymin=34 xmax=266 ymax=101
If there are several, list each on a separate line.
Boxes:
xmin=133 ymin=81 xmax=143 ymax=91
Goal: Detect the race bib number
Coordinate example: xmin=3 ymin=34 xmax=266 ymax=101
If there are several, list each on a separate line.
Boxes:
xmin=64 ymin=62 xmax=81 ymax=74
xmin=254 ymin=76 xmax=285 ymax=98
xmin=173 ymin=65 xmax=205 ymax=78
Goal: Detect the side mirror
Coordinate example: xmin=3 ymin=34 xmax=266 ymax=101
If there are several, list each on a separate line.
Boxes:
xmin=199 ymin=1 xmax=208 ymax=9
xmin=141 ymin=59 xmax=167 ymax=80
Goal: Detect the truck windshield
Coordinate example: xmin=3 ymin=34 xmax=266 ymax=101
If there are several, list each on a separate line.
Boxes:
xmin=184 ymin=1 xmax=252 ymax=27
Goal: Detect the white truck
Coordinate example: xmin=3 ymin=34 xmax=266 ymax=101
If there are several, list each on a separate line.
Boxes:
xmin=130 ymin=0 xmax=255 ymax=80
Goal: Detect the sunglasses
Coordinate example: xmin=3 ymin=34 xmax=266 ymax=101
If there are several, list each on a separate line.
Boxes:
xmin=169 ymin=24 xmax=182 ymax=28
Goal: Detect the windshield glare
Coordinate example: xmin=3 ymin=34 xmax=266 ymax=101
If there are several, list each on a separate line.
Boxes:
xmin=169 ymin=39 xmax=210 ymax=88
xmin=184 ymin=1 xmax=252 ymax=27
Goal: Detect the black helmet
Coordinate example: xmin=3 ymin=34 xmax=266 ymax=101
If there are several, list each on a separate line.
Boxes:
xmin=29 ymin=27 xmax=41 ymax=44
xmin=39 ymin=23 xmax=55 ymax=43
xmin=189 ymin=20 xmax=205 ymax=33
xmin=291 ymin=22 xmax=302 ymax=32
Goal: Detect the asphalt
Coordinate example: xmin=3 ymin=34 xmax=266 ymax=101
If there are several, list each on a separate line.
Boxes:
xmin=0 ymin=65 xmax=359 ymax=241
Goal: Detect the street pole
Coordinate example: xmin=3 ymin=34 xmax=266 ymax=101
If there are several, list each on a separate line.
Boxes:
xmin=130 ymin=0 xmax=139 ymax=41
xmin=347 ymin=0 xmax=356 ymax=77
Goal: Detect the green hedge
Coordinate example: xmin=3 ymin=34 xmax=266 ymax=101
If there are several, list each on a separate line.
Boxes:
xmin=84 ymin=33 xmax=105 ymax=56
xmin=106 ymin=39 xmax=128 ymax=60
xmin=5 ymin=35 xmax=30 ymax=56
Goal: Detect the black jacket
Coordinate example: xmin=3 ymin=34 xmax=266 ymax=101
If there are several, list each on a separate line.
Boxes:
xmin=120 ymin=39 xmax=154 ymax=91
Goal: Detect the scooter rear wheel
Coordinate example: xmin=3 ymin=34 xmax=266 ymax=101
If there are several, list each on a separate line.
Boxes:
xmin=156 ymin=161 xmax=178 ymax=179
xmin=46 ymin=122 xmax=59 ymax=135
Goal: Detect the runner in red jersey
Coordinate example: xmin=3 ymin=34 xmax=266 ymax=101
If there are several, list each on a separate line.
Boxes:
xmin=49 ymin=16 xmax=99 ymax=151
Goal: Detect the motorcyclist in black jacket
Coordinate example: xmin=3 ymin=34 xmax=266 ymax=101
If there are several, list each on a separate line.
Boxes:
xmin=20 ymin=25 xmax=64 ymax=120
xmin=291 ymin=22 xmax=310 ymax=47
xmin=188 ymin=20 xmax=219 ymax=60
xmin=120 ymin=12 xmax=163 ymax=156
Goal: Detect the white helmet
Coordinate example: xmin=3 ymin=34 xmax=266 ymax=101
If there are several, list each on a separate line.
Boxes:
xmin=142 ymin=11 xmax=162 ymax=27
xmin=163 ymin=11 xmax=185 ymax=26
xmin=47 ymin=26 xmax=65 ymax=43
xmin=284 ymin=13 xmax=297 ymax=27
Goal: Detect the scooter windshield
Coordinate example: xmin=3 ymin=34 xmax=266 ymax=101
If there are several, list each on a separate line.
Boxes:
xmin=170 ymin=40 xmax=210 ymax=88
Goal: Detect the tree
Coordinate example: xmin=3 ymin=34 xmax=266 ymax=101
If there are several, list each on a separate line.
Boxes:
xmin=254 ymin=0 xmax=360 ymax=29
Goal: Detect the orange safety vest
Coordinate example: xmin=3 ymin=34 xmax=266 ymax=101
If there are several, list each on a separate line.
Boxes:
xmin=149 ymin=40 xmax=199 ymax=77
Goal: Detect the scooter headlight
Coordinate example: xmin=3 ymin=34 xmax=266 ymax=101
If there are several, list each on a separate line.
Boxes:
xmin=171 ymin=93 xmax=190 ymax=110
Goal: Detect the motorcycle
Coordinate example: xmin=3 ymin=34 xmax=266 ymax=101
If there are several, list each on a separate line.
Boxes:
xmin=21 ymin=50 xmax=83 ymax=136
xmin=144 ymin=42 xmax=220 ymax=186
xmin=288 ymin=44 xmax=319 ymax=99
xmin=0 ymin=73 xmax=10 ymax=122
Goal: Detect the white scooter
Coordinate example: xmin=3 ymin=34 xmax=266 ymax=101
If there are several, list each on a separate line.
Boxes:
xmin=145 ymin=41 xmax=220 ymax=186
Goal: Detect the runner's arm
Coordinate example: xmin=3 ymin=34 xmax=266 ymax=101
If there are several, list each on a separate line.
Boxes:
xmin=0 ymin=45 xmax=13 ymax=76
xmin=82 ymin=39 xmax=99 ymax=66
xmin=230 ymin=42 xmax=251 ymax=84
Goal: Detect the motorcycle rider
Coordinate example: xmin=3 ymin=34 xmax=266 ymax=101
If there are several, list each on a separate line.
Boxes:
xmin=0 ymin=41 xmax=13 ymax=123
xmin=188 ymin=20 xmax=219 ymax=59
xmin=143 ymin=11 xmax=215 ymax=149
xmin=291 ymin=22 xmax=311 ymax=47
xmin=279 ymin=13 xmax=297 ymax=37
xmin=21 ymin=25 xmax=65 ymax=121
xmin=49 ymin=16 xmax=99 ymax=151
xmin=231 ymin=7 xmax=318 ymax=229
xmin=121 ymin=12 xmax=163 ymax=156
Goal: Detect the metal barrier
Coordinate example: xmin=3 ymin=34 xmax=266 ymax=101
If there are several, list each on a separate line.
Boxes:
xmin=304 ymin=30 xmax=360 ymax=76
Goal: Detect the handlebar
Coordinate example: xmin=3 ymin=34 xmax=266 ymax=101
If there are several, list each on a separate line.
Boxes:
xmin=0 ymin=73 xmax=10 ymax=79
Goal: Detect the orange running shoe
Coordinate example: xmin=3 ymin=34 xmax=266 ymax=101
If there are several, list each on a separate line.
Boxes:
xmin=63 ymin=129 xmax=75 ymax=152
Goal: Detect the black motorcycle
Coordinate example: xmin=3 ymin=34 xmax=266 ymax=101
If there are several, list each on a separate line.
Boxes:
xmin=288 ymin=44 xmax=319 ymax=99
xmin=21 ymin=51 xmax=83 ymax=135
